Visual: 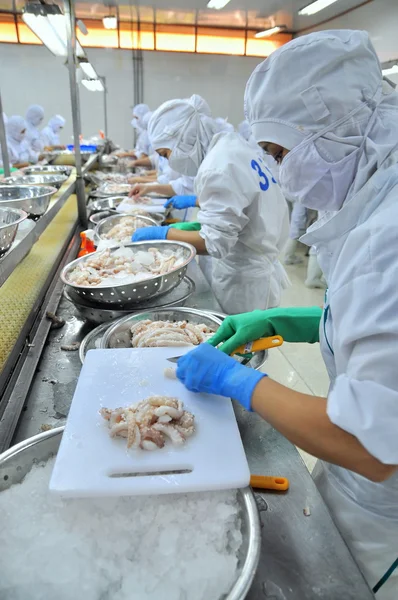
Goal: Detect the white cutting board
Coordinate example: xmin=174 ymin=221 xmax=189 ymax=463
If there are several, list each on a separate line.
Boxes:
xmin=50 ymin=348 xmax=250 ymax=497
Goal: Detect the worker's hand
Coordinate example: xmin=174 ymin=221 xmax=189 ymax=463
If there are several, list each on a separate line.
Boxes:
xmin=132 ymin=226 xmax=170 ymax=242
xmin=129 ymin=184 xmax=148 ymax=198
xmin=209 ymin=307 xmax=323 ymax=354
xmin=170 ymin=221 xmax=201 ymax=231
xmin=176 ymin=344 xmax=265 ymax=411
xmin=164 ymin=195 xmax=197 ymax=210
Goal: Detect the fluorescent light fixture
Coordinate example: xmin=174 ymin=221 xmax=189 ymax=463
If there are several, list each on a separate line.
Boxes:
xmin=103 ymin=15 xmax=117 ymax=29
xmin=207 ymin=0 xmax=231 ymax=9
xmin=80 ymin=60 xmax=98 ymax=79
xmin=298 ymin=0 xmax=339 ymax=16
xmin=382 ymin=64 xmax=398 ymax=76
xmin=22 ymin=2 xmax=85 ymax=58
xmin=82 ymin=79 xmax=104 ymax=92
xmin=255 ymin=25 xmax=286 ymax=38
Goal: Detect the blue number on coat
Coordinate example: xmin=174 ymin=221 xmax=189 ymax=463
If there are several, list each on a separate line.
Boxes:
xmin=251 ymin=159 xmax=270 ymax=190
xmin=257 ymin=155 xmax=277 ymax=184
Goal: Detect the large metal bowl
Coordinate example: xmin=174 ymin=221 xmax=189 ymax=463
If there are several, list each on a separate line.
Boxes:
xmin=61 ymin=241 xmax=196 ymax=307
xmin=22 ymin=165 xmax=72 ymax=177
xmin=101 ymin=307 xmax=222 ymax=349
xmin=0 ymin=427 xmax=261 ymax=600
xmin=2 ymin=173 xmax=68 ymax=190
xmin=89 ymin=209 xmax=118 ymax=225
xmin=0 ymin=185 xmax=57 ymax=217
xmin=0 ymin=207 xmax=28 ymax=257
xmin=63 ymin=275 xmax=195 ymax=325
xmin=95 ymin=214 xmax=159 ymax=243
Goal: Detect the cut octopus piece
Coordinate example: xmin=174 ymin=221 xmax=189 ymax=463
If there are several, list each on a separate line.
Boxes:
xmin=130 ymin=320 xmax=215 ymax=348
xmin=100 ymin=396 xmax=195 ymax=451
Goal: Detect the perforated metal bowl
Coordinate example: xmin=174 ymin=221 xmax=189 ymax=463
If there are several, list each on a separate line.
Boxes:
xmin=0 ymin=427 xmax=260 ymax=600
xmin=101 ymin=307 xmax=222 ymax=349
xmin=61 ymin=241 xmax=196 ymax=307
xmin=22 ymin=165 xmax=72 ymax=177
xmin=0 ymin=185 xmax=57 ymax=217
xmin=2 ymin=174 xmax=68 ymax=190
xmin=63 ymin=276 xmax=195 ymax=325
xmin=94 ymin=214 xmax=158 ymax=243
xmin=0 ymin=207 xmax=28 ymax=257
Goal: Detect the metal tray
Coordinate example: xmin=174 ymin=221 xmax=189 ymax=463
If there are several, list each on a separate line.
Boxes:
xmin=64 ymin=275 xmax=195 ymax=325
xmin=61 ymin=241 xmax=196 ymax=307
xmin=0 ymin=427 xmax=261 ymax=600
xmin=101 ymin=307 xmax=223 ymax=349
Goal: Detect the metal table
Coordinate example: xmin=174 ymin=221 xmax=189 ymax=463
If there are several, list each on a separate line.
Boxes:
xmin=13 ymin=260 xmax=373 ymax=600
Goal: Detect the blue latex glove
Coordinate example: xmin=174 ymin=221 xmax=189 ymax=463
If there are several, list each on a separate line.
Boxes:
xmin=176 ymin=344 xmax=266 ymax=411
xmin=164 ymin=195 xmax=197 ymax=210
xmin=132 ymin=226 xmax=170 ymax=242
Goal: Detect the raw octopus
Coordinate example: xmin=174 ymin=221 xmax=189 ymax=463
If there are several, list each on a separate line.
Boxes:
xmin=67 ymin=247 xmax=183 ymax=287
xmin=130 ymin=319 xmax=215 ymax=347
xmin=98 ymin=182 xmax=132 ymax=195
xmin=125 ymin=195 xmax=153 ymax=206
xmin=100 ymin=396 xmax=195 ymax=450
xmin=103 ymin=216 xmax=152 ymax=244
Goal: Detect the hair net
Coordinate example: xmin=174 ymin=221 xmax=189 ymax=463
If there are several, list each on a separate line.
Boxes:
xmin=49 ymin=115 xmax=65 ymax=134
xmin=245 ymin=29 xmax=398 ymax=200
xmin=148 ymin=94 xmax=215 ymax=151
xmin=214 ymin=117 xmax=234 ymax=134
xmin=26 ymin=105 xmax=44 ymax=128
xmin=6 ymin=116 xmax=27 ymax=142
xmin=132 ymin=103 xmax=150 ymax=127
xmin=238 ymin=120 xmax=252 ymax=141
xmin=141 ymin=111 xmax=153 ymax=130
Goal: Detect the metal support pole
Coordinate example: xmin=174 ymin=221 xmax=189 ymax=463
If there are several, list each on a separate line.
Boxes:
xmin=64 ymin=0 xmax=88 ymax=228
xmin=101 ymin=76 xmax=108 ymax=139
xmin=0 ymin=90 xmax=10 ymax=177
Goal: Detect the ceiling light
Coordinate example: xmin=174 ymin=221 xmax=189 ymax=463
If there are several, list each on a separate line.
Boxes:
xmin=255 ymin=25 xmax=286 ymax=38
xmin=207 ymin=0 xmax=231 ymax=10
xmin=82 ymin=79 xmax=104 ymax=92
xmin=22 ymin=2 xmax=84 ymax=58
xmin=79 ymin=60 xmax=98 ymax=80
xmin=298 ymin=0 xmax=339 ymax=16
xmin=103 ymin=15 xmax=117 ymax=29
xmin=382 ymin=64 xmax=398 ymax=76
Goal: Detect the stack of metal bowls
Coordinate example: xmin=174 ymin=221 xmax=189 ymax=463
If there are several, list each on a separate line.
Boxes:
xmin=62 ymin=240 xmax=196 ymax=320
xmin=0 ymin=185 xmax=57 ymax=218
xmin=0 ymin=207 xmax=28 ymax=257
xmin=2 ymin=173 xmax=68 ymax=190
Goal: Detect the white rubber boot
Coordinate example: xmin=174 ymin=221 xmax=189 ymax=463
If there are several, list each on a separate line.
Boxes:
xmin=305 ymin=255 xmax=326 ymax=288
xmin=284 ymin=239 xmax=303 ymax=265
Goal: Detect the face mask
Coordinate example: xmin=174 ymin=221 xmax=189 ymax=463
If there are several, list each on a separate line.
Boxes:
xmin=168 ymin=138 xmax=202 ymax=177
xmin=279 ymin=140 xmax=360 ymax=211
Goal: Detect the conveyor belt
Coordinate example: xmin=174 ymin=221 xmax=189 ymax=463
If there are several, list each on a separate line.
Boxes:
xmin=0 ymin=194 xmax=78 ymax=372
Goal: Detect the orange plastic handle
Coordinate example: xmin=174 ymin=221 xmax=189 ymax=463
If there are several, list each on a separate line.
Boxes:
xmin=250 ymin=475 xmax=290 ymax=491
xmin=232 ymin=335 xmax=283 ymax=355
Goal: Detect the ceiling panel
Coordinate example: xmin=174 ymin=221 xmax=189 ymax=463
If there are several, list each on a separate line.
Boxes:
xmin=68 ymin=1 xmax=382 ymax=34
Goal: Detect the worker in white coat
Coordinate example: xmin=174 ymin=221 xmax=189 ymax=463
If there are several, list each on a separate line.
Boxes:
xmin=6 ymin=116 xmax=30 ymax=168
xmin=131 ymin=94 xmax=289 ymax=314
xmin=41 ymin=115 xmax=65 ymax=149
xmin=25 ymin=104 xmax=45 ymax=163
xmin=176 ymin=31 xmax=398 ymax=598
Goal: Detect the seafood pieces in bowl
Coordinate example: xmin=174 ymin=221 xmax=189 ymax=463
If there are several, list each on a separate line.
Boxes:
xmin=95 ymin=214 xmax=158 ymax=245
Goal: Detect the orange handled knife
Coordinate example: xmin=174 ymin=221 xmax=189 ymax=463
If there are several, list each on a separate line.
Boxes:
xmin=166 ymin=335 xmax=283 ymax=363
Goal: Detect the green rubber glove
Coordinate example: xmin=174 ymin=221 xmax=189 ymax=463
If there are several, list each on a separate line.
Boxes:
xmin=170 ymin=221 xmax=201 ymax=231
xmin=209 ymin=306 xmax=323 ymax=354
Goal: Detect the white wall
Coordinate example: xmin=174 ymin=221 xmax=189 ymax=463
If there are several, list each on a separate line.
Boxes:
xmin=0 ymin=43 xmax=262 ymax=148
xmin=300 ymin=0 xmax=398 ymax=84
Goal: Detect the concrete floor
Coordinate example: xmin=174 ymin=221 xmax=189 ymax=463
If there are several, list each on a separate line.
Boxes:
xmin=260 ymin=251 xmax=329 ymax=473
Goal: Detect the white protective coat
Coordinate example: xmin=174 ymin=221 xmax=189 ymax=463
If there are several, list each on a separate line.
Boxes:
xmin=41 ymin=115 xmax=65 ymax=147
xmin=25 ymin=105 xmax=44 ymax=162
xmin=6 ymin=116 xmax=30 ymax=165
xmin=245 ymin=29 xmax=398 ymax=597
xmin=196 ymin=132 xmax=289 ymax=314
